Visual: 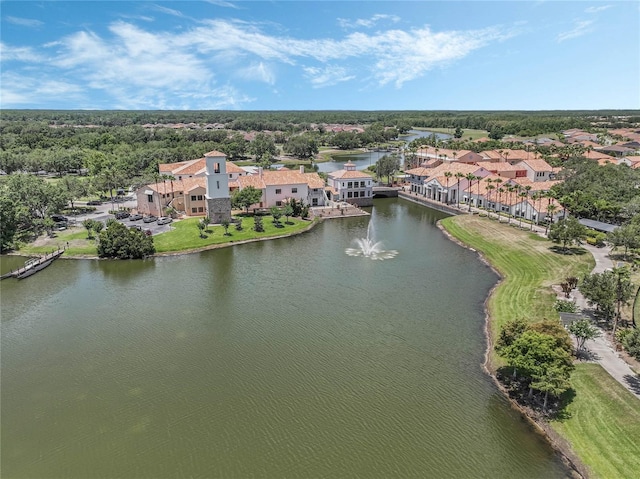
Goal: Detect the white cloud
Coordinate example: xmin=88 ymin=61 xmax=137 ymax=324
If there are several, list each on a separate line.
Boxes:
xmin=303 ymin=65 xmax=355 ymax=88
xmin=0 ymin=43 xmax=43 ymax=62
xmin=151 ymin=4 xmax=186 ymax=18
xmin=0 ymin=72 xmax=85 ymax=107
xmin=557 ymin=20 xmax=594 ymax=42
xmin=338 ymin=14 xmax=401 ymax=29
xmin=585 ymin=5 xmax=612 ymax=14
xmin=237 ymin=62 xmax=276 ymax=85
xmin=1 ymin=16 xmax=516 ymax=107
xmin=204 ymin=0 xmax=241 ymax=9
xmin=5 ymin=16 xmax=44 ymax=28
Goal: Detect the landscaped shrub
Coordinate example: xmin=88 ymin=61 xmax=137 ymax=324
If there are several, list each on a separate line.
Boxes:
xmin=555 ymin=299 xmax=578 ymax=313
xmin=619 ymin=328 xmax=640 ymax=360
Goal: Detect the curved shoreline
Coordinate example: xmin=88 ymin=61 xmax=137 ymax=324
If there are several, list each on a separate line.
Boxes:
xmin=437 ymin=220 xmax=588 ymax=479
xmin=5 ymin=219 xmax=321 ymax=261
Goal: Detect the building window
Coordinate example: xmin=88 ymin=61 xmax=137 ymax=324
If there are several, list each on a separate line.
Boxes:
xmin=198 ymin=207 xmax=204 ymax=213
xmin=217 ymin=181 xmax=220 ymax=189
xmin=276 ymin=201 xmax=282 ymax=206
xmin=360 ymin=181 xmax=365 ymax=187
xmin=191 ymin=195 xmax=197 ymax=201
xmin=214 ymin=163 xmax=220 ymax=174
xmin=197 ymin=195 xmax=203 ymax=201
xmin=312 ymin=198 xmax=318 ymax=205
xmin=191 ymin=207 xmax=197 ymax=213
xmin=347 ymin=192 xmax=353 ymax=198
xmin=276 ymin=188 xmax=282 ymax=194
xmin=348 ymin=182 xmax=353 ymax=188
xmin=292 ymin=187 xmax=297 ymax=193
xmin=147 ymin=195 xmax=153 ymax=203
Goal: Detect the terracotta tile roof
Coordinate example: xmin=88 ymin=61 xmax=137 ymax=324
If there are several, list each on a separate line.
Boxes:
xmin=405 ymin=166 xmax=433 ymax=177
xmin=518 ymin=158 xmax=553 ymax=171
xmin=624 ymin=155 xmax=640 ymax=163
xmin=173 ymin=158 xmax=207 ymax=176
xmin=226 ymin=161 xmax=245 ymax=174
xmin=476 ymin=161 xmax=521 ymax=172
xmin=585 ymin=150 xmax=615 ymax=161
xmin=329 ymin=169 xmax=371 ymax=179
xmin=305 ymin=172 xmax=326 ymax=189
xmin=204 ymin=150 xmax=226 ymax=157
xmin=237 ymin=175 xmax=266 ymax=190
xmin=479 ymin=150 xmax=504 ymax=161
xmin=144 ymin=177 xmax=205 ymax=194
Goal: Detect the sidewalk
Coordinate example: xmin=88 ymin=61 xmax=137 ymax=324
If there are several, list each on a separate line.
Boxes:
xmin=568 ymin=243 xmax=640 ymax=399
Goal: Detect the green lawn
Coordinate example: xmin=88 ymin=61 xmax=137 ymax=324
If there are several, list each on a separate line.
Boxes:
xmin=16 ymin=227 xmax=99 ymax=256
xmin=440 ymin=215 xmax=593 ymax=338
xmin=153 ymin=216 xmax=314 ymax=253
xmin=14 ymin=216 xmax=316 ymax=257
xmin=440 ymin=215 xmax=639 ymax=479
xmin=551 ymin=364 xmax=640 ymax=479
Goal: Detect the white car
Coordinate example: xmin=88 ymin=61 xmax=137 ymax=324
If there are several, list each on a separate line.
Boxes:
xmin=157 ymin=217 xmax=173 ymax=225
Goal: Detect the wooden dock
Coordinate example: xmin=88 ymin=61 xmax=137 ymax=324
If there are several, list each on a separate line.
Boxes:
xmin=1 ymin=248 xmax=65 ymax=280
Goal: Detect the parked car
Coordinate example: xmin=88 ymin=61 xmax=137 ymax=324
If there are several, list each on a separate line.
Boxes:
xmin=143 ymin=215 xmax=157 ymax=223
xmin=129 ymin=213 xmax=144 ymax=221
xmin=129 ymin=225 xmax=143 ymax=231
xmin=86 ymin=200 xmax=102 ymax=205
xmin=51 ymin=214 xmax=68 ymax=223
xmin=157 ymin=217 xmax=173 ymax=225
xmin=115 ymin=211 xmax=130 ymax=219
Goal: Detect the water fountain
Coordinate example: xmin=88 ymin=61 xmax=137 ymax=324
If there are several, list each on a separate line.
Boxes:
xmin=345 ymin=214 xmax=398 ymax=260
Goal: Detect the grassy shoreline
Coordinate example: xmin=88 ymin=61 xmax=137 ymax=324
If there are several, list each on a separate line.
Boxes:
xmin=12 ymin=215 xmax=317 ymax=259
xmin=440 ymin=214 xmax=639 ymax=479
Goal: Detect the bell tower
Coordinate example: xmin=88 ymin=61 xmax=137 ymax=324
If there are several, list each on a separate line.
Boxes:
xmin=204 ymin=150 xmax=231 ymax=223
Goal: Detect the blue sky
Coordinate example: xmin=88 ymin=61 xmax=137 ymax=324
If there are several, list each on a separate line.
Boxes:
xmin=1 ymin=1 xmax=638 ymax=110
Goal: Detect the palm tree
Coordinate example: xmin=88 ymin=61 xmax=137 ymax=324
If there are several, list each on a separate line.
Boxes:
xmin=444 ymin=171 xmax=452 ymax=204
xmin=530 ymin=192 xmax=540 ymax=230
xmin=454 ymin=172 xmax=464 ymax=209
xmin=497 ymin=187 xmax=505 ymax=222
xmin=484 ymin=178 xmax=493 ymax=214
xmin=493 ymin=178 xmax=503 ymax=218
xmin=524 ymin=185 xmax=532 ymax=222
xmin=505 ymin=184 xmax=515 ymax=224
xmin=518 ymin=191 xmax=527 ymax=228
xmin=546 ymin=203 xmax=558 ymax=235
xmin=486 ymin=184 xmax=496 ymax=218
xmin=464 ymin=173 xmax=476 ymax=211
xmin=476 ymin=176 xmax=483 ymax=210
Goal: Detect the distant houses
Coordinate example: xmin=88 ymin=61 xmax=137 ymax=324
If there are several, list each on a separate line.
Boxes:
xmin=134 ymin=126 xmax=639 ymax=222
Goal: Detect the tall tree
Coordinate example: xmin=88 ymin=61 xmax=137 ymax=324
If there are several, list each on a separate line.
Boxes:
xmin=548 ymin=216 xmax=587 ymax=252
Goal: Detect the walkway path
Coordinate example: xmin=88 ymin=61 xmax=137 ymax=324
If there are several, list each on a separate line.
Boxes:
xmin=570 ymin=244 xmax=640 ymax=399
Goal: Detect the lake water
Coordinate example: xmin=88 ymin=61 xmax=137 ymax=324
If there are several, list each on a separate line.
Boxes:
xmin=317 ymin=129 xmax=449 ymax=173
xmin=0 ymin=198 xmax=569 ymax=478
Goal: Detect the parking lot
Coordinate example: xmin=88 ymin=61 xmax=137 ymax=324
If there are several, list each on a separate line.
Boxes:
xmin=68 ymin=197 xmax=176 ymax=236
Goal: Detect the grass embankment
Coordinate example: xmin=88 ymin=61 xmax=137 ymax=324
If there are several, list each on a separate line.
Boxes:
xmin=440 ymin=215 xmax=639 ymax=479
xmin=440 ymin=215 xmax=593 ymax=341
xmin=151 ymin=216 xmax=313 ymax=253
xmin=552 ymin=364 xmax=640 ymax=479
xmin=15 ymin=216 xmax=314 ymax=257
